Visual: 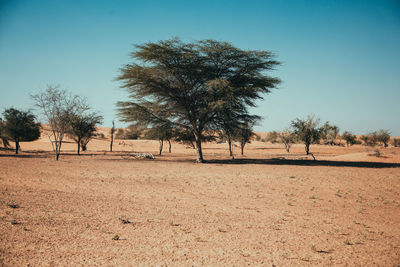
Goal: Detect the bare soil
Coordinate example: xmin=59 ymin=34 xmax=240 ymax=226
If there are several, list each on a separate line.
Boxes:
xmin=1 ymin=135 xmax=399 ymax=266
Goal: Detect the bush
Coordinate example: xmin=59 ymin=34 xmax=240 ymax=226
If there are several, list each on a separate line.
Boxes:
xmin=115 ymin=126 xmax=142 ymax=140
xmin=265 ymin=131 xmax=279 ymax=144
xmin=393 ymin=138 xmax=400 ymax=147
xmin=341 ymin=131 xmax=357 ymax=146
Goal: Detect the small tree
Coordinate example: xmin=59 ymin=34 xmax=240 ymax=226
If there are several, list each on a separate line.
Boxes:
xmin=341 ymin=131 xmax=357 ymax=146
xmin=67 ymin=112 xmax=103 ymax=155
xmin=144 ymin=123 xmax=173 ymax=155
xmin=0 ymin=118 xmax=10 ymax=148
xmin=110 ymin=120 xmax=115 ymax=152
xmin=291 ymin=115 xmax=321 ymax=155
xmin=375 ymin=129 xmax=390 ymax=147
xmin=265 ymin=131 xmax=279 ymax=144
xmin=279 ymin=129 xmax=295 ymax=153
xmin=32 ymin=85 xmax=87 ymax=160
xmin=320 ymin=122 xmax=339 ymax=145
xmin=233 ymin=123 xmax=255 ymax=156
xmin=2 ymin=108 xmax=41 ymax=154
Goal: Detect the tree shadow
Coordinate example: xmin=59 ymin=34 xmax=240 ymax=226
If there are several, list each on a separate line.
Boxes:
xmin=0 ymin=153 xmax=48 ymax=158
xmin=204 ymin=158 xmax=400 ymax=168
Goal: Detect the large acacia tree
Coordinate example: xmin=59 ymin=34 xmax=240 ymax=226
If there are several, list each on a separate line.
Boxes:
xmin=117 ymin=38 xmax=280 ymax=162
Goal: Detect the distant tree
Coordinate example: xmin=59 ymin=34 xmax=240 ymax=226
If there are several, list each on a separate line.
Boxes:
xmin=233 ymin=123 xmax=255 ymax=156
xmin=361 ymin=133 xmax=378 ymax=146
xmin=341 ymin=131 xmax=358 ymax=146
xmin=115 ymin=125 xmax=142 ymax=140
xmin=393 ymin=138 xmax=400 ymax=147
xmin=0 ymin=118 xmax=10 ymax=148
xmin=320 ymin=122 xmax=340 ymax=145
xmin=174 ymin=128 xmax=196 ymax=149
xmin=117 ymin=38 xmax=280 ymax=162
xmin=32 ymin=85 xmax=87 ymax=160
xmin=67 ymin=112 xmax=103 ymax=155
xmin=2 ymin=108 xmax=41 ymax=154
xmin=110 ymin=120 xmax=115 ymax=152
xmin=144 ymin=123 xmax=174 ymax=155
xmin=265 ymin=131 xmax=279 ymax=144
xmin=291 ymin=115 xmax=321 ymax=156
xmin=279 ymin=129 xmax=296 ymax=153
xmin=374 ymin=129 xmax=390 ymax=147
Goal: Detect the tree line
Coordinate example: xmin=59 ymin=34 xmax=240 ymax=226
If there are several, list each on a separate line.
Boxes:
xmin=1 ymin=38 xmax=398 ymax=161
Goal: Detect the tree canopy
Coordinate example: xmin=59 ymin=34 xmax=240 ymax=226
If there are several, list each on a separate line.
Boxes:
xmin=117 ymin=38 xmax=280 ymax=162
xmin=2 ymin=108 xmax=41 ymax=154
xmin=291 ymin=115 xmax=321 ymax=156
xmin=32 ymin=85 xmax=88 ymax=160
xmin=68 ymin=112 xmax=103 ymax=155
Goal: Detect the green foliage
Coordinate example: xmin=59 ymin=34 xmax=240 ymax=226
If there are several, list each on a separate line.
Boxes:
xmin=291 ymin=115 xmax=321 ymax=155
xmin=265 ymin=131 xmax=279 ymax=144
xmin=115 ymin=126 xmax=142 ymax=140
xmin=341 ymin=131 xmax=358 ymax=146
xmin=361 ymin=130 xmax=390 ymax=147
xmin=117 ymin=38 xmax=280 ymax=162
xmin=374 ymin=129 xmax=390 ymax=147
xmin=233 ymin=122 xmax=256 ymax=155
xmin=67 ymin=112 xmax=103 ymax=154
xmin=320 ymin=122 xmax=340 ymax=145
xmin=2 ymin=108 xmax=41 ymax=154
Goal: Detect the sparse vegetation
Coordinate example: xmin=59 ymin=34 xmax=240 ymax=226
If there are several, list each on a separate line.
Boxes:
xmin=341 ymin=131 xmax=358 ymax=146
xmin=32 ymin=85 xmax=88 ymax=160
xmin=279 ymin=129 xmax=296 ymax=153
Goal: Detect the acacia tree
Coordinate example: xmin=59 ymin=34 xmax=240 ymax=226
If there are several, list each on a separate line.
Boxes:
xmin=279 ymin=129 xmax=296 ymax=153
xmin=2 ymin=108 xmax=41 ymax=154
xmin=320 ymin=122 xmax=339 ymax=145
xmin=32 ymin=85 xmax=87 ymax=160
xmin=233 ymin=123 xmax=255 ymax=156
xmin=291 ymin=115 xmax=321 ymax=156
xmin=117 ymin=38 xmax=280 ymax=163
xmin=68 ymin=112 xmax=103 ymax=155
xmin=374 ymin=129 xmax=390 ymax=147
xmin=144 ymin=123 xmax=174 ymax=155
xmin=341 ymin=131 xmax=357 ymax=146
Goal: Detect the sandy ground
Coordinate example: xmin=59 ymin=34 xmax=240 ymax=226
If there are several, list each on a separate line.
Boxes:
xmin=0 ymin=134 xmax=399 ymax=266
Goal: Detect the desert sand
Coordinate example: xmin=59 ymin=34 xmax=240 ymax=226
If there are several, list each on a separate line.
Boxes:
xmin=1 ymin=132 xmax=399 ymax=266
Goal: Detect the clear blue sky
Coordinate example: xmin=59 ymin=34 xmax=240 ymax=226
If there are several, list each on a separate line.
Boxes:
xmin=1 ymin=0 xmax=399 ymax=135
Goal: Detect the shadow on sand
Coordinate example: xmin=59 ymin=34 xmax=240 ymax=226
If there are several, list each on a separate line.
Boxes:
xmin=204 ymin=158 xmax=400 ymax=169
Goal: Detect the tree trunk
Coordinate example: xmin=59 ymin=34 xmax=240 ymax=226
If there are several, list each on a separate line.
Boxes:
xmin=77 ymin=139 xmax=81 ymax=155
xmin=195 ymin=136 xmax=204 ymax=163
xmin=241 ymin=142 xmax=245 ymax=155
xmin=305 ymin=142 xmax=310 ymax=155
xmin=110 ymin=121 xmax=115 ymax=152
xmin=159 ymin=139 xmax=163 ymax=155
xmin=15 ymin=138 xmax=19 ymax=154
xmin=228 ymin=138 xmax=233 ymax=158
xmin=168 ymin=139 xmax=171 ymax=153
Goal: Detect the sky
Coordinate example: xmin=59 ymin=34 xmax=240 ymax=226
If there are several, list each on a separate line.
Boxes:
xmin=0 ymin=0 xmax=399 ymax=135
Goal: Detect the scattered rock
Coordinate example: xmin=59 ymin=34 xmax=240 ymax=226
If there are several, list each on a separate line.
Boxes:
xmin=7 ymin=203 xmax=19 ymax=209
